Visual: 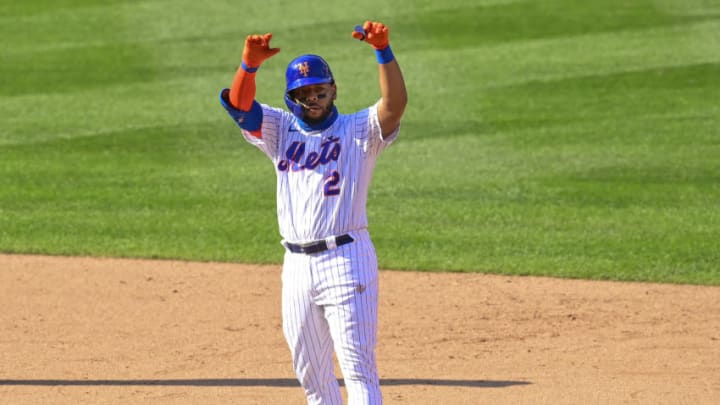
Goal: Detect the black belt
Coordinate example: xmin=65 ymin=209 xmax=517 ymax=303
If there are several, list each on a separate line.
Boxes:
xmin=284 ymin=234 xmax=354 ymax=254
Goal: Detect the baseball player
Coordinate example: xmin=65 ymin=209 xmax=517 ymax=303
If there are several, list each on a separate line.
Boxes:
xmin=219 ymin=21 xmax=406 ymax=404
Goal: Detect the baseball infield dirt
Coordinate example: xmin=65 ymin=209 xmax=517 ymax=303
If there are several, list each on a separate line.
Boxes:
xmin=1 ymin=254 xmax=718 ymax=404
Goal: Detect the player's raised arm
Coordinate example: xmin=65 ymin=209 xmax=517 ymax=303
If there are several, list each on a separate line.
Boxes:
xmin=220 ymin=33 xmax=280 ymax=138
xmin=353 ymin=21 xmax=407 ymax=136
xmin=229 ymin=33 xmax=280 ymax=109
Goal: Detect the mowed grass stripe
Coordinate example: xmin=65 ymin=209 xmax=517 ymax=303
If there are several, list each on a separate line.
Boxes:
xmin=0 ymin=125 xmax=279 ymax=262
xmin=370 ymin=134 xmax=719 ymax=283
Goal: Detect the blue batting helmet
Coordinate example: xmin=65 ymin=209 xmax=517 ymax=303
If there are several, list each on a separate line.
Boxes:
xmin=284 ymin=54 xmax=334 ymax=118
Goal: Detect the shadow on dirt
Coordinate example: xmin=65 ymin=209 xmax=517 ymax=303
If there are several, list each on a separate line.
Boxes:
xmin=0 ymin=378 xmax=530 ymax=388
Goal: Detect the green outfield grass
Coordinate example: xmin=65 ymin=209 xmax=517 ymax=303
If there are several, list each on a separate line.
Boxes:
xmin=1 ymin=0 xmax=719 ymax=284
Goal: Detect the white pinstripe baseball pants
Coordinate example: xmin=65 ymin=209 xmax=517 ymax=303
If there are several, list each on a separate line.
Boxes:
xmin=281 ymin=229 xmax=381 ymax=405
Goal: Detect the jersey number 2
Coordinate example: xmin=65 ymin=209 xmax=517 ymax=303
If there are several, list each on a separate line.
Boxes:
xmin=324 ymin=171 xmax=341 ymax=196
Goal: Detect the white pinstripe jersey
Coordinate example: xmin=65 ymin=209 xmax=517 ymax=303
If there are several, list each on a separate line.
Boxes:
xmin=240 ymin=103 xmax=399 ymax=243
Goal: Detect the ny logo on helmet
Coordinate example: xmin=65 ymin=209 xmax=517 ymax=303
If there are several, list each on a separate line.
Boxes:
xmin=295 ymin=61 xmax=310 ymax=77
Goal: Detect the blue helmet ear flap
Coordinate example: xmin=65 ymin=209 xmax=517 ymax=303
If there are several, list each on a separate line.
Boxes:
xmin=284 ymin=92 xmax=304 ymax=119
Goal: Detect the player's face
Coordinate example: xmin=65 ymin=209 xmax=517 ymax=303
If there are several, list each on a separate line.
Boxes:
xmin=292 ymin=83 xmax=337 ymax=123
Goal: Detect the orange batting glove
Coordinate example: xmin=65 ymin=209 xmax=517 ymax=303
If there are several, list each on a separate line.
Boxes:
xmin=352 ymin=21 xmax=390 ymax=50
xmin=242 ymin=33 xmax=280 ymax=69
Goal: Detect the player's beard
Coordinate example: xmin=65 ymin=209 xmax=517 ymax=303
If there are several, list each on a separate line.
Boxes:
xmin=302 ymin=100 xmax=335 ymax=125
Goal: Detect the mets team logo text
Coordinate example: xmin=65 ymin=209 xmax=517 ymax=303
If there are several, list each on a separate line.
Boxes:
xmin=278 ymin=136 xmax=340 ymax=172
xmin=278 ymin=136 xmax=342 ymax=196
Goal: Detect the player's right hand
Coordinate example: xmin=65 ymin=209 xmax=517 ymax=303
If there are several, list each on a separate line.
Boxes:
xmin=352 ymin=21 xmax=390 ymax=50
xmin=242 ymin=33 xmax=280 ymax=68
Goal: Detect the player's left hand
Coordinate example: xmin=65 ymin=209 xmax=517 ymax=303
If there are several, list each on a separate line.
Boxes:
xmin=242 ymin=33 xmax=280 ymax=68
xmin=352 ymin=21 xmax=390 ymax=50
